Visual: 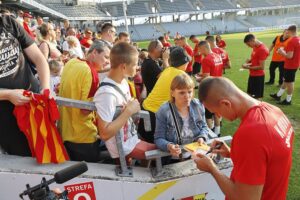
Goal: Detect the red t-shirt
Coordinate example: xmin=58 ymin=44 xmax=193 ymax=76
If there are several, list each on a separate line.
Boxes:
xmin=193 ymin=43 xmax=202 ymax=64
xmin=284 ymin=36 xmax=300 ymax=69
xmin=23 ymin=22 xmax=35 ymax=40
xmin=228 ymin=102 xmax=294 ymax=200
xmin=80 ymin=37 xmax=93 ymax=48
xmin=212 ymin=47 xmax=229 ymax=68
xmin=250 ymin=43 xmax=269 ymax=76
xmin=202 ymin=52 xmax=223 ymax=77
xmin=217 ymin=40 xmax=226 ymax=48
xmin=162 ymin=42 xmax=171 ymax=48
xmin=184 ymin=45 xmax=194 ymax=73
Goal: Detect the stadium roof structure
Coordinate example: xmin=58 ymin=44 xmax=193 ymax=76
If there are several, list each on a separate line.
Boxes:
xmin=2 ymin=0 xmax=300 ymax=21
xmin=2 ymin=0 xmax=68 ymax=19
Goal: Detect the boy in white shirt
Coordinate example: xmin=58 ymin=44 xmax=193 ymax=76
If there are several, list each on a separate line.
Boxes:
xmin=94 ymin=42 xmax=156 ymax=161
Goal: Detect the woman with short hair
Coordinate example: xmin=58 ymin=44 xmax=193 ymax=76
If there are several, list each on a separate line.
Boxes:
xmin=154 ymin=73 xmax=210 ymax=162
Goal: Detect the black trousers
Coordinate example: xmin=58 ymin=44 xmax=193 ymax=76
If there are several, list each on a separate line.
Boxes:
xmin=137 ymin=105 xmax=156 ymax=143
xmin=64 ymin=140 xmax=102 ymax=162
xmin=268 ymin=61 xmax=284 ymax=84
xmin=0 ymin=101 xmax=31 ymax=156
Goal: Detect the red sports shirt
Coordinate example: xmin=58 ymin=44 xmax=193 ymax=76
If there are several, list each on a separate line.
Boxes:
xmin=193 ymin=43 xmax=202 ymax=64
xmin=202 ymin=52 xmax=223 ymax=77
xmin=249 ymin=43 xmax=269 ymax=76
xmin=212 ymin=47 xmax=229 ymax=68
xmin=162 ymin=42 xmax=171 ymax=48
xmin=184 ymin=45 xmax=194 ymax=73
xmin=217 ymin=40 xmax=226 ymax=48
xmin=80 ymin=37 xmax=93 ymax=48
xmin=228 ymin=102 xmax=294 ymax=200
xmin=284 ymin=36 xmax=300 ymax=69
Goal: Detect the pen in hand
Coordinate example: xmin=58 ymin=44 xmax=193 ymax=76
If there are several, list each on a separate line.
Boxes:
xmin=206 ymin=142 xmax=223 ymax=155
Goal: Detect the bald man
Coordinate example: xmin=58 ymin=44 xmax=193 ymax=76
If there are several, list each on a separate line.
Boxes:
xmin=194 ymin=77 xmax=294 ymax=200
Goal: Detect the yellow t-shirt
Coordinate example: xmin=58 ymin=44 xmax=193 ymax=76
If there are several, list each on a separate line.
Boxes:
xmin=143 ymin=67 xmax=185 ymax=113
xmin=59 ymin=58 xmax=98 ymax=143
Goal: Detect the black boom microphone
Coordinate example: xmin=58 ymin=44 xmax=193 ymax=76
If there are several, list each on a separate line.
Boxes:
xmin=19 ymin=162 xmax=88 ymax=199
xmin=54 ymin=162 xmax=88 ymax=184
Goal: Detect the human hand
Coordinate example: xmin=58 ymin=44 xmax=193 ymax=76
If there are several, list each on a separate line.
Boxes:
xmin=124 ymin=98 xmax=140 ymax=116
xmin=194 ymin=153 xmax=218 ymax=174
xmin=210 ymin=140 xmax=230 ymax=158
xmin=168 ymin=144 xmax=182 ymax=157
xmin=8 ymin=89 xmax=30 ymax=106
xmin=277 ymin=47 xmax=285 ymax=55
xmin=242 ymin=63 xmax=251 ymax=69
xmin=162 ymin=48 xmax=170 ymax=61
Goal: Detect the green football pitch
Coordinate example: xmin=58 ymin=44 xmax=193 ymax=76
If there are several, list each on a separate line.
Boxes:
xmin=138 ymin=30 xmax=300 ymax=199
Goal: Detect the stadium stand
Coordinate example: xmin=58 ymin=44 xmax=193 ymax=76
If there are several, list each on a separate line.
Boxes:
xmin=2 ymin=0 xmax=300 ymax=41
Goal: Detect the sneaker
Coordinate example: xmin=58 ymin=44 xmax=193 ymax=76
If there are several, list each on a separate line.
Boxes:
xmin=277 ymin=99 xmax=292 ymax=105
xmin=265 ymin=81 xmax=274 ymax=85
xmin=270 ymin=93 xmax=281 ymax=101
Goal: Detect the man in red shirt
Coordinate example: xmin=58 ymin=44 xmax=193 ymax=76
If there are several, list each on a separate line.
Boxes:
xmin=179 ymin=36 xmax=193 ymax=75
xmin=23 ymin=12 xmax=35 ymax=40
xmin=195 ymin=77 xmax=294 ymax=200
xmin=158 ymin=36 xmax=171 ymax=48
xmin=270 ymin=25 xmax=300 ymax=105
xmin=216 ymin=34 xmax=226 ymax=49
xmin=242 ymin=34 xmax=269 ymax=99
xmin=80 ymin=28 xmax=93 ymax=50
xmin=206 ymin=35 xmax=231 ymax=73
xmin=189 ymin=35 xmax=202 ymax=75
xmin=197 ymin=40 xmax=223 ymax=135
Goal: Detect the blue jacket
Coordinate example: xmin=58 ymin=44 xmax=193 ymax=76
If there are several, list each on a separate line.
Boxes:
xmin=154 ymin=99 xmax=210 ymax=152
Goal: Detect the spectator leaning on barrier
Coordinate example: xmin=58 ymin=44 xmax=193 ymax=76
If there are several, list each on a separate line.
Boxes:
xmin=59 ymin=41 xmax=110 ymax=162
xmin=139 ymin=46 xmax=191 ymax=143
xmin=0 ymin=15 xmax=50 ymax=156
xmin=94 ymin=42 xmax=156 ymax=162
xmin=154 ymin=73 xmax=209 ymax=164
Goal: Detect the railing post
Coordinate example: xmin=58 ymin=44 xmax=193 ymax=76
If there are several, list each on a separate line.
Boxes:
xmin=113 ymin=107 xmax=133 ymax=177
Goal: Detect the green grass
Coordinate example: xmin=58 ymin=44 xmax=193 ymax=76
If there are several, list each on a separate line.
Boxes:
xmin=139 ymin=31 xmax=300 ymax=199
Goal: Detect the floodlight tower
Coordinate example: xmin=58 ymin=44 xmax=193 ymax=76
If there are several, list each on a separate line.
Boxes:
xmin=123 ymin=0 xmax=129 ymax=33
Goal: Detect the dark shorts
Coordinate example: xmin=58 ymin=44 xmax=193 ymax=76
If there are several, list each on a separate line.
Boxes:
xmin=193 ymin=62 xmax=201 ymax=74
xmin=247 ymin=75 xmax=265 ymax=98
xmin=205 ymin=108 xmax=214 ymax=119
xmin=283 ymin=69 xmax=297 ymax=83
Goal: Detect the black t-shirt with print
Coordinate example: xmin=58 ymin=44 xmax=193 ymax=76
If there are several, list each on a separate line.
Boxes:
xmin=0 ymin=15 xmax=39 ymax=94
xmin=141 ymin=57 xmax=162 ymax=95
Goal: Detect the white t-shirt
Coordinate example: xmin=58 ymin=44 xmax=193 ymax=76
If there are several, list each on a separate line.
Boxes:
xmin=62 ymin=40 xmax=84 ymax=59
xmin=50 ymin=75 xmax=60 ymax=94
xmin=94 ymin=77 xmax=140 ymax=158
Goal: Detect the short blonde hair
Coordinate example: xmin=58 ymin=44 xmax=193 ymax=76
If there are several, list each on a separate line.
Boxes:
xmin=170 ymin=73 xmax=195 ymax=103
xmin=66 ymin=36 xmax=77 ymax=45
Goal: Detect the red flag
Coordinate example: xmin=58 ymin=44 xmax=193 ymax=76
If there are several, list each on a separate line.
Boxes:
xmin=13 ymin=90 xmax=69 ymax=164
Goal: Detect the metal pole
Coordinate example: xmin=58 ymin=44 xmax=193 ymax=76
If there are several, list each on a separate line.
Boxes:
xmin=123 ymin=0 xmax=129 ymax=33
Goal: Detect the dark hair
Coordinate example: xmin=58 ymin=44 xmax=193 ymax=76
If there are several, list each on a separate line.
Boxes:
xmin=287 ymin=25 xmax=297 ymax=33
xmin=189 ymin=35 xmax=196 ymax=40
xmin=110 ymin=42 xmax=138 ymax=69
xmin=101 ymin=23 xmax=114 ymax=33
xmin=118 ymin=32 xmax=129 ymax=38
xmin=198 ymin=40 xmax=209 ymax=47
xmin=244 ymin=34 xmax=255 ymax=43
xmin=205 ymin=35 xmax=214 ymax=42
xmin=158 ymin=36 xmax=164 ymax=42
xmin=205 ymin=31 xmax=210 ymax=35
xmin=39 ymin=23 xmax=49 ymax=37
